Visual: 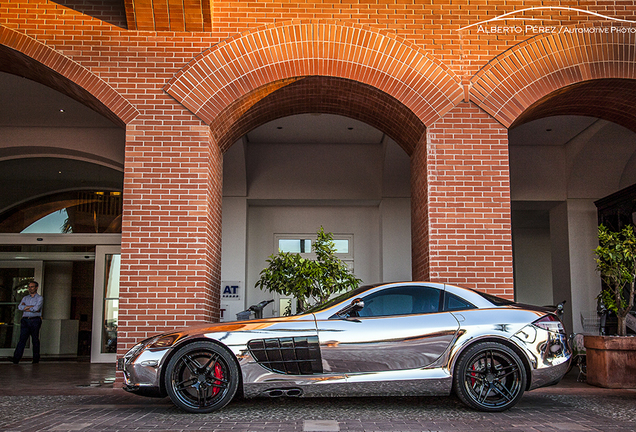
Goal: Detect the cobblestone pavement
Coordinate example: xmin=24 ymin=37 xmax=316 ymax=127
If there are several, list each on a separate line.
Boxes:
xmin=1 ymin=362 xmax=635 ymax=432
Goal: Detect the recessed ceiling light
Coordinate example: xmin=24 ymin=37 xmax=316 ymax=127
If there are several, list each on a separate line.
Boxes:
xmin=348 ymin=127 xmax=354 ymax=130
xmin=277 ymin=126 xmax=283 ymax=129
xmin=546 ymin=128 xmax=552 ymax=132
xmin=59 ymin=109 xmax=65 ymax=113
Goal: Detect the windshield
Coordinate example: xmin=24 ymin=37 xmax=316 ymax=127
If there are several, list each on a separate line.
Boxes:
xmin=302 ymin=284 xmax=379 ymax=314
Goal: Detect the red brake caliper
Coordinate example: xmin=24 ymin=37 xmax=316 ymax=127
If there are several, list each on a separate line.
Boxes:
xmin=212 ymin=362 xmax=224 ymax=396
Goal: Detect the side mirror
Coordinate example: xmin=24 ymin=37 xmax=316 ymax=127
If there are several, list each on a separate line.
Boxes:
xmin=350 ymin=298 xmax=364 ymax=312
xmin=335 ymin=298 xmax=364 ymax=318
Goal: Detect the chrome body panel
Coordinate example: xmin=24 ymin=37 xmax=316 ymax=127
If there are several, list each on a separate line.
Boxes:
xmin=316 ymin=313 xmax=458 ymax=372
xmin=241 ymin=360 xmax=452 ymax=398
xmin=119 ymin=281 xmax=572 ymax=404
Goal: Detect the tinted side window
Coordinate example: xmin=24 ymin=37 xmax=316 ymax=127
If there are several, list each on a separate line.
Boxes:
xmin=358 ymin=286 xmax=441 ymax=317
xmin=444 ymin=292 xmax=476 ymax=311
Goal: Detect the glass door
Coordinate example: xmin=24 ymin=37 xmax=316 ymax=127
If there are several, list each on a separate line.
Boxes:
xmin=91 ymin=246 xmax=120 ymax=363
xmin=0 ymin=261 xmax=43 ymax=357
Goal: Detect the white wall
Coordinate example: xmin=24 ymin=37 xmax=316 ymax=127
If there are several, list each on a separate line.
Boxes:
xmin=566 ymin=199 xmax=602 ymax=333
xmin=220 ymin=197 xmax=247 ymax=321
xmin=380 ymin=198 xmax=411 ymax=282
xmin=512 ymin=225 xmax=553 ymax=306
xmin=246 ymin=205 xmax=382 ymax=315
xmin=246 ymin=141 xmax=383 ymax=200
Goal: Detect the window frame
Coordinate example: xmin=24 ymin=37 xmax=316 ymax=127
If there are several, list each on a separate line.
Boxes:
xmin=274 ymin=233 xmax=354 ymax=260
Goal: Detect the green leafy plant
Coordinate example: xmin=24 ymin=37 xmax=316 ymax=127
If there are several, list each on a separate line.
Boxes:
xmin=594 ymin=224 xmax=636 ymax=336
xmin=255 ymin=227 xmax=362 ymax=314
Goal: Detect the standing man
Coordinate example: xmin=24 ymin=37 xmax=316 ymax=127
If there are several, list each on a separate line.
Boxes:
xmin=13 ymin=281 xmax=44 ymax=364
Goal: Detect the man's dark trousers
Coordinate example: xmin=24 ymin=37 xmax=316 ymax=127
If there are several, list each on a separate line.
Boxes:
xmin=13 ymin=317 xmax=42 ymax=363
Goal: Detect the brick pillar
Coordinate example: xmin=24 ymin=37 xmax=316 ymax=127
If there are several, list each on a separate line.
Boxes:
xmin=411 ymin=133 xmax=429 ymax=281
xmin=425 ymin=103 xmax=514 ymax=298
xmin=117 ymin=108 xmax=223 ymax=357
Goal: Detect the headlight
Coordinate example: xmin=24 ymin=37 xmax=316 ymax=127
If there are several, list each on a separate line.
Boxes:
xmin=123 ymin=334 xmax=178 ymax=361
xmin=123 ymin=341 xmax=147 ymax=362
xmin=147 ymin=334 xmax=179 ymax=348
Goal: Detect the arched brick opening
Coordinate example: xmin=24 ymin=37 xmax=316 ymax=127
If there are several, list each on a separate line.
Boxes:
xmin=510 ymin=78 xmax=636 ymax=133
xmin=211 ymin=76 xmax=426 ymax=155
xmin=212 ymin=75 xmax=429 ymax=281
xmin=164 ymin=21 xmax=459 ymax=283
xmin=165 ymin=20 xmax=463 ymax=128
xmin=470 ymin=32 xmax=636 ymax=128
xmin=0 ymin=25 xmax=138 ymax=126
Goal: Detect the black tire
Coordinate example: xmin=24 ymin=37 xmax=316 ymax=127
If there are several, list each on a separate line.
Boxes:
xmin=165 ymin=341 xmax=239 ymax=413
xmin=453 ymin=341 xmax=527 ymax=412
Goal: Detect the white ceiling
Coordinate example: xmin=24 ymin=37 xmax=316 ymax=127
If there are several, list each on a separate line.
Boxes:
xmin=0 ymin=72 xmax=118 ymax=128
xmin=246 ymin=113 xmax=386 ymax=144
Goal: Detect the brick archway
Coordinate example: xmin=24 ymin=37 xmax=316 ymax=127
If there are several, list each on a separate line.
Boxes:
xmin=0 ymin=25 xmax=138 ymax=126
xmin=470 ymin=31 xmax=636 ymax=128
xmin=510 ymin=78 xmax=636 ymax=133
xmin=165 ymin=20 xmax=463 ymax=129
xmin=210 ymin=76 xmax=426 ymax=155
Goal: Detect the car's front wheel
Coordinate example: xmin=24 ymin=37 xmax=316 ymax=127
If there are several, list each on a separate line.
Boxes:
xmin=165 ymin=341 xmax=239 ymax=413
xmin=454 ymin=341 xmax=527 ymax=412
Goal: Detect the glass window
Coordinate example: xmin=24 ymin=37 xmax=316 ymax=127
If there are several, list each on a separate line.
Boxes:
xmin=469 ymin=289 xmax=514 ymax=306
xmin=0 ymin=268 xmax=35 ymax=350
xmin=357 ymin=285 xmax=441 ymax=317
xmin=278 ymin=239 xmax=312 ymax=253
xmin=276 ymin=234 xmax=352 ymax=257
xmin=0 ymin=190 xmax=122 ymax=234
xmin=21 ymin=209 xmax=69 ymax=234
xmin=102 ymin=254 xmax=120 ymax=354
xmin=332 ymin=239 xmax=349 ymax=254
xmin=444 ymin=292 xmax=476 ymax=311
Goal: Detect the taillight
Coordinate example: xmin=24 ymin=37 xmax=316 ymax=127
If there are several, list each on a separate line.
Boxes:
xmin=533 ymin=314 xmax=565 ymax=334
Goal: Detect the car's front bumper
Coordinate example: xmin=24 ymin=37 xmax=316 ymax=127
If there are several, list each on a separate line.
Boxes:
xmin=118 ymin=344 xmax=171 ymax=397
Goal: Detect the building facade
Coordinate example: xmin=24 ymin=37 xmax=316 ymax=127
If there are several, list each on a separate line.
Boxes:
xmin=1 ymin=0 xmax=636 ymax=363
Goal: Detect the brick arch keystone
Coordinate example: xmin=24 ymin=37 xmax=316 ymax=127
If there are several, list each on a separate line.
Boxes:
xmin=470 ymin=31 xmax=636 ymax=128
xmin=0 ymin=26 xmax=139 ymax=127
xmin=165 ymin=20 xmax=463 ymax=128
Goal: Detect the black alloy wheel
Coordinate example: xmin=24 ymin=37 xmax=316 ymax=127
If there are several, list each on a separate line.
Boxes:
xmin=454 ymin=341 xmax=527 ymax=412
xmin=165 ymin=341 xmax=239 ymax=413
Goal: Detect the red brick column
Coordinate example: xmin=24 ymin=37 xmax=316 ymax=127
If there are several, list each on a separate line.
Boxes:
xmin=424 ymin=103 xmax=514 ymax=298
xmin=117 ymin=107 xmax=223 ymax=356
xmin=411 ymin=133 xmax=429 ymax=281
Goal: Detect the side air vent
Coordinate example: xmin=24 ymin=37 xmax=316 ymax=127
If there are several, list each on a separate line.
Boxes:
xmin=247 ymin=336 xmax=323 ymax=375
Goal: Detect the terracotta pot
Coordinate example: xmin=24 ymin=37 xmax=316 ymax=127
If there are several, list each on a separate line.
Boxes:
xmin=584 ymin=335 xmax=636 ymax=388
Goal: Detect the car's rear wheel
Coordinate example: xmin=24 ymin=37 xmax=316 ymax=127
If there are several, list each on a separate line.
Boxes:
xmin=165 ymin=341 xmax=239 ymax=413
xmin=454 ymin=341 xmax=527 ymax=412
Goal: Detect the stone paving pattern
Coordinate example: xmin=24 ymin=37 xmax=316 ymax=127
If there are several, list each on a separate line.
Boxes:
xmin=0 ymin=362 xmax=634 ymax=432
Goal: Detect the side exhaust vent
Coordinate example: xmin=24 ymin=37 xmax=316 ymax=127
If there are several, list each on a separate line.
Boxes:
xmin=262 ymin=388 xmax=303 ymax=398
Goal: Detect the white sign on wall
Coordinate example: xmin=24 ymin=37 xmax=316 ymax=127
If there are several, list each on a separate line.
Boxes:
xmin=221 ymin=281 xmax=242 ymax=301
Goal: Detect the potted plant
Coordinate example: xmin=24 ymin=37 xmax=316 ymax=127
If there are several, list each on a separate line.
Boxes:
xmin=255 ymin=227 xmax=362 ymax=314
xmin=585 ymin=224 xmax=636 ymax=388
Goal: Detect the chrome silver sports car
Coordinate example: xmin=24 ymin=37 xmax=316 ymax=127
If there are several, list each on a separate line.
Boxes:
xmin=119 ymin=282 xmax=571 ymax=413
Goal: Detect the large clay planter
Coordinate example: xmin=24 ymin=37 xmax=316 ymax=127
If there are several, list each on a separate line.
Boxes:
xmin=584 ymin=335 xmax=636 ymax=388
